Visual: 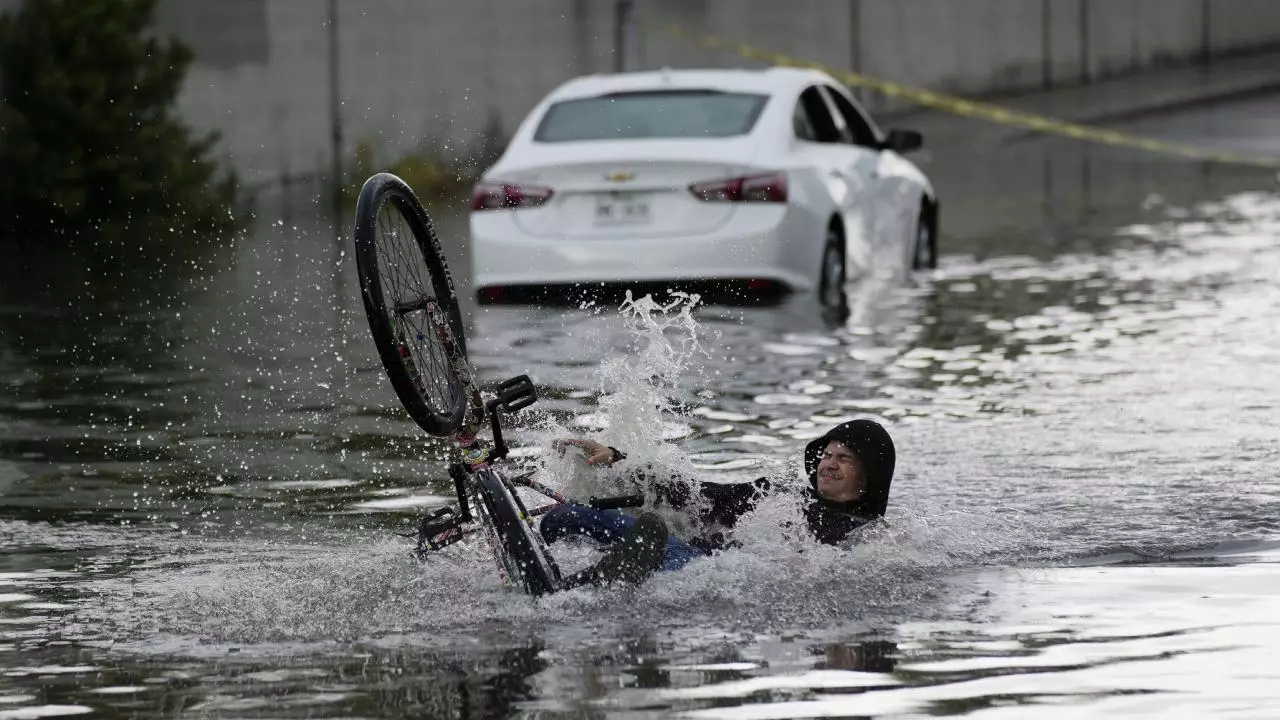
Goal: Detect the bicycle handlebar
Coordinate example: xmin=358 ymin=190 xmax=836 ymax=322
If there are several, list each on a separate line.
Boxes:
xmin=587 ymin=493 xmax=646 ymax=510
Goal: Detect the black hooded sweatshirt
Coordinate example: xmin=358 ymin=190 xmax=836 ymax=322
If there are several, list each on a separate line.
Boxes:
xmin=797 ymin=418 xmax=896 ymax=544
xmin=618 ymin=419 xmax=896 ymax=547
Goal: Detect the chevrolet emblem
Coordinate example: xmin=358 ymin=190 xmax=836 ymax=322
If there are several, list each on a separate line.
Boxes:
xmin=605 ymin=170 xmax=635 ymax=182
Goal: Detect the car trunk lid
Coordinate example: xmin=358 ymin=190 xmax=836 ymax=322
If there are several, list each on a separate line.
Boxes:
xmin=492 ymin=140 xmax=764 ymax=239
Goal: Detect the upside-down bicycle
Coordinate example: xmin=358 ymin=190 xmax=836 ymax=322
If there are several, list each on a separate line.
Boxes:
xmin=350 ymin=172 xmax=645 ymax=596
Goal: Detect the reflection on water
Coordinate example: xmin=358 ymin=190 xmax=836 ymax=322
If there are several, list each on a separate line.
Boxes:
xmin=4 ymin=544 xmax=1277 ymax=718
xmin=3 ymin=105 xmax=1280 ymax=717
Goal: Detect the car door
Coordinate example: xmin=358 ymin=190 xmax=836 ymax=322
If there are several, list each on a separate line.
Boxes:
xmin=783 ymin=85 xmax=855 ymax=281
xmin=822 ymin=85 xmax=916 ymax=263
xmin=819 ymin=85 xmax=900 ymax=246
xmin=790 ymin=85 xmax=884 ymax=278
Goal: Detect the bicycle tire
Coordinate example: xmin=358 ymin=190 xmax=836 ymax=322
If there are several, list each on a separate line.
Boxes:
xmin=475 ymin=469 xmax=560 ymax=596
xmin=353 ymin=173 xmax=470 ymax=437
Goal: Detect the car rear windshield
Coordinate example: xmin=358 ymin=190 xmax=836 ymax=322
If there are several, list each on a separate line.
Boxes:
xmin=533 ymin=89 xmax=769 ymax=142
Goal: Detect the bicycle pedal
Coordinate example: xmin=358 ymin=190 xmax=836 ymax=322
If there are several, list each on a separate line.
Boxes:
xmin=425 ymin=506 xmax=455 ymax=521
xmin=422 ymin=526 xmax=464 ymax=551
xmin=415 ymin=507 xmax=462 ymax=549
xmin=496 ymin=374 xmax=537 ymax=412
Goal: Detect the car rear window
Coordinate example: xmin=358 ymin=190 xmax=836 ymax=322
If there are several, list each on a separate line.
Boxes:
xmin=533 ymin=89 xmax=769 ymax=142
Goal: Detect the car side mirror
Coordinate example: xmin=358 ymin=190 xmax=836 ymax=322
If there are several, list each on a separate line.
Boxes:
xmin=882 ymin=128 xmax=923 ymax=154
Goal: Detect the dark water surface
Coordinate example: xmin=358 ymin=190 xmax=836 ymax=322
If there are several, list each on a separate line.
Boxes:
xmin=3 ymin=95 xmax=1280 ymax=718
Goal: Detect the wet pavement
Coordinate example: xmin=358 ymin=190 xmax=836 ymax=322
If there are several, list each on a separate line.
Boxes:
xmin=2 ymin=87 xmax=1280 ymax=718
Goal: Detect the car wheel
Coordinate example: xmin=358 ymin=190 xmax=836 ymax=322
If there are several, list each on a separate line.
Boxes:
xmin=818 ymin=225 xmax=846 ymax=310
xmin=912 ymin=205 xmax=938 ymax=270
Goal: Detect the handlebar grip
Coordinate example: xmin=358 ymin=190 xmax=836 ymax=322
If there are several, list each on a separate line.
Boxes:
xmin=587 ymin=493 xmax=645 ymax=510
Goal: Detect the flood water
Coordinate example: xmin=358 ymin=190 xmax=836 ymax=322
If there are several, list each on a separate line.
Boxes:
xmin=3 ymin=93 xmax=1280 ymax=718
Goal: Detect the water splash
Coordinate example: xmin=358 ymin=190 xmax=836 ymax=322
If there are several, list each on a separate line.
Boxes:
xmin=595 ymin=291 xmax=709 ymax=450
xmin=511 ymin=289 xmax=1051 ymax=587
xmin=76 ymin=189 xmax=1280 ymax=652
xmin=71 ymin=508 xmax=1034 ymax=652
xmin=525 ymin=291 xmax=714 ymax=505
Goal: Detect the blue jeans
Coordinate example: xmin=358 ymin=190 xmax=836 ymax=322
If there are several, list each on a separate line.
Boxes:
xmin=540 ymin=505 xmax=708 ymax=572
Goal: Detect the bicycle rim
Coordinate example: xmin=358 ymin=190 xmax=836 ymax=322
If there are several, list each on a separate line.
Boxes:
xmin=475 ymin=470 xmax=560 ymax=596
xmin=353 ymin=173 xmax=471 ymax=437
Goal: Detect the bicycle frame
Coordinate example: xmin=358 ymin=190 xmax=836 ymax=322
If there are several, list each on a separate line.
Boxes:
xmin=408 ymin=374 xmax=644 ymax=593
xmin=354 ymin=173 xmax=645 ymax=594
xmin=413 ymin=464 xmax=645 ymax=555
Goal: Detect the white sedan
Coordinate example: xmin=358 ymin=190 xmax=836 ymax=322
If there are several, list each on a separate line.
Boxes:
xmin=468 ymin=67 xmax=937 ymax=307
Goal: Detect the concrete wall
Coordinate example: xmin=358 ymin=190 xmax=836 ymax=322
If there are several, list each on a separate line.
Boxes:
xmin=10 ymin=0 xmax=1268 ymax=189
xmin=656 ymin=0 xmax=1280 ymax=108
xmin=153 ymin=0 xmax=619 ymax=188
xmin=856 ymin=0 xmax=1049 ymax=98
xmin=1209 ymin=0 xmax=1280 ymax=51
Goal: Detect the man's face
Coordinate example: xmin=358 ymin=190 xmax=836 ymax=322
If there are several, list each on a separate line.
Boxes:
xmin=815 ymin=440 xmax=866 ymax=503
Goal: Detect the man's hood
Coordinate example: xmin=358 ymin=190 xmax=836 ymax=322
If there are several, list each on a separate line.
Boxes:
xmin=803 ymin=419 xmax=895 ymax=518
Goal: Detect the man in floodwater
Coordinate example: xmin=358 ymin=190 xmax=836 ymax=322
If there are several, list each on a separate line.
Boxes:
xmin=550 ymin=419 xmax=896 ymax=587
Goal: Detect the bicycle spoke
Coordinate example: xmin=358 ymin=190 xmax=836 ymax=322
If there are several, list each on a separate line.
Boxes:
xmin=373 ymin=200 xmax=461 ymax=415
xmin=401 ymin=306 xmax=461 ymax=408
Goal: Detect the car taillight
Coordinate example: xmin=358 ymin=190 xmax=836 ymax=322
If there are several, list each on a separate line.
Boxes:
xmin=470 ymin=181 xmax=554 ymax=211
xmin=689 ymin=172 xmax=788 ymax=203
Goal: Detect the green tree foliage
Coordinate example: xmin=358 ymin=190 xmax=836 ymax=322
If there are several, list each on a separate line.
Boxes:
xmin=0 ymin=0 xmax=243 ymax=240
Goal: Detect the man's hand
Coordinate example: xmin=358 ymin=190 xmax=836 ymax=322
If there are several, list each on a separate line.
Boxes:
xmin=555 ymin=438 xmax=621 ymax=466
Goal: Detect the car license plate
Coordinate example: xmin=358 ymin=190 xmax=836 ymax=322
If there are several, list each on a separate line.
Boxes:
xmin=594 ymin=193 xmax=650 ymax=226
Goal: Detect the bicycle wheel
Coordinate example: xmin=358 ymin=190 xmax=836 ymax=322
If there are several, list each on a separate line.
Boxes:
xmin=474 ymin=469 xmax=560 ymax=596
xmin=353 ymin=173 xmax=471 ymax=437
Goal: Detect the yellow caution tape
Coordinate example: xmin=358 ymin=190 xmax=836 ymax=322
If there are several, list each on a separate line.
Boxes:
xmin=664 ymin=25 xmax=1280 ymax=169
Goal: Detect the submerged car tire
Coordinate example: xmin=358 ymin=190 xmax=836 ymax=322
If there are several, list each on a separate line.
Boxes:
xmin=818 ymin=224 xmax=846 ymax=310
xmin=912 ymin=203 xmax=938 ymax=271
